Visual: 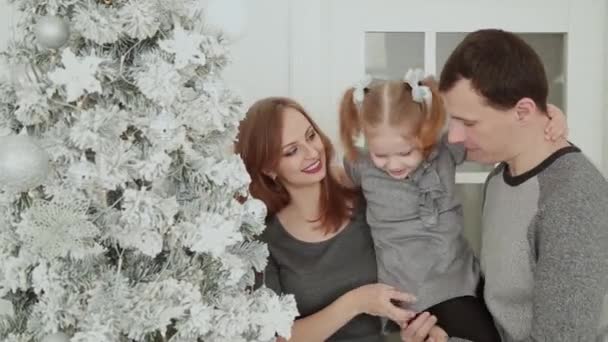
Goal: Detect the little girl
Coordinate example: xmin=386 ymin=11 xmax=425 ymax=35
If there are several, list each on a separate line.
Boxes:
xmin=338 ymin=69 xmax=567 ymax=341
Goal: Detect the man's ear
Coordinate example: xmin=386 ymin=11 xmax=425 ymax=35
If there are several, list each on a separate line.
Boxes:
xmin=514 ymin=98 xmax=538 ymax=122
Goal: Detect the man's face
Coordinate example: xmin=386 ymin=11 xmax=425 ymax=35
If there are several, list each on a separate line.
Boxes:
xmin=442 ymin=79 xmax=519 ymax=165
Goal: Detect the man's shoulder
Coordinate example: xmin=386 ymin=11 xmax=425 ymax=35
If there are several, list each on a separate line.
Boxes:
xmin=538 ymin=151 xmax=607 ymax=207
xmin=535 ymin=152 xmax=608 ymax=241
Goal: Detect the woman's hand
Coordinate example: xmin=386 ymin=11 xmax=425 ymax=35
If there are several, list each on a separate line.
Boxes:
xmin=348 ymin=283 xmax=417 ymax=325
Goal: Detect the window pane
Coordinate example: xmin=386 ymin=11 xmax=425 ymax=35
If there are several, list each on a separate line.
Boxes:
xmin=456 ymin=183 xmax=484 ymax=255
xmin=517 ymin=33 xmax=566 ymax=110
xmin=365 ymin=32 xmax=424 ymax=80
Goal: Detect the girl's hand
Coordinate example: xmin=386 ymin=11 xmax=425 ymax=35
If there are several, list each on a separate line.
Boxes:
xmin=545 ymin=104 xmax=568 ymax=141
xmin=400 ymin=312 xmax=448 ymax=342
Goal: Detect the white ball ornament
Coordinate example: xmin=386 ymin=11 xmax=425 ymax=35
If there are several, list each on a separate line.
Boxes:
xmin=0 ymin=135 xmax=50 ymax=192
xmin=35 ymin=15 xmax=70 ymax=49
xmin=0 ymin=298 xmax=14 ymax=318
xmin=41 ymin=332 xmax=70 ymax=342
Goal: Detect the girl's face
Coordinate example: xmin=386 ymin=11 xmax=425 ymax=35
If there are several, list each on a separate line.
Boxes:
xmin=365 ymin=123 xmax=424 ymax=180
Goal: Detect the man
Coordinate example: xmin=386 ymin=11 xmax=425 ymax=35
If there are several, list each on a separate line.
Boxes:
xmin=439 ymin=29 xmax=608 ymax=341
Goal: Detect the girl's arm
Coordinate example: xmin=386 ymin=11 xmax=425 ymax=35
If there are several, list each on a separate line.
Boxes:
xmin=544 ymin=104 xmax=568 ymax=141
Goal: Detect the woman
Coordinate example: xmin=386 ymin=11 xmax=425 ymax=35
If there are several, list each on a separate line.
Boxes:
xmin=235 ymin=97 xmax=447 ymax=342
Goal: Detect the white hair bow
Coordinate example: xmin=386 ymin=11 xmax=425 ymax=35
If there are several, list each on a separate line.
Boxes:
xmin=352 ymin=74 xmax=372 ymax=104
xmin=404 ymin=68 xmax=432 ymax=105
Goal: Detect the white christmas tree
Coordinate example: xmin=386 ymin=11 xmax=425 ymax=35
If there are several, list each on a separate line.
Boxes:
xmin=0 ymin=0 xmax=298 ymax=341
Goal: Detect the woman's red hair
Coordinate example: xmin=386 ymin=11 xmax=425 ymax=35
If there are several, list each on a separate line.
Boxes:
xmin=235 ymin=97 xmax=359 ymax=234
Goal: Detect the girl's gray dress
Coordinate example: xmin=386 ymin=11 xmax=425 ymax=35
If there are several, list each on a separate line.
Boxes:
xmin=343 ymin=137 xmax=480 ymax=313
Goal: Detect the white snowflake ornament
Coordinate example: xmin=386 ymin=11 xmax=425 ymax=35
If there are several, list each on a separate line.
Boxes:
xmin=48 ymin=49 xmax=103 ymax=102
xmin=159 ymin=22 xmax=207 ymax=69
xmin=179 ymin=211 xmax=243 ymax=257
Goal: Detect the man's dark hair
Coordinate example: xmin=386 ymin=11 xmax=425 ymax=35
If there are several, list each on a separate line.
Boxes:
xmin=439 ymin=29 xmax=548 ymax=113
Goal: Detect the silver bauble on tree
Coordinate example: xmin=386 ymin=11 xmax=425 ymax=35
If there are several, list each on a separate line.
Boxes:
xmin=0 ymin=298 xmax=14 ymax=318
xmin=35 ymin=15 xmax=70 ymax=49
xmin=0 ymin=135 xmax=50 ymax=193
xmin=41 ymin=332 xmax=70 ymax=342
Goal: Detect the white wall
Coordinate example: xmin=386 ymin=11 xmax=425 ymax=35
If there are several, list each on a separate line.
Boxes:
xmin=604 ymin=3 xmax=608 ymax=177
xmin=222 ymin=0 xmax=290 ymax=109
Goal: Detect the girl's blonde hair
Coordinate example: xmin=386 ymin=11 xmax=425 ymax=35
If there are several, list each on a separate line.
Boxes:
xmin=339 ymin=77 xmax=446 ymax=161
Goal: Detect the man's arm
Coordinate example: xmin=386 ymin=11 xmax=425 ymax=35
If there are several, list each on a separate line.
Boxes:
xmin=527 ymin=195 xmax=608 ymax=342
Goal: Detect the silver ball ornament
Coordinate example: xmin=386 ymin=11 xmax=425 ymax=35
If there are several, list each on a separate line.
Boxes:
xmin=0 ymin=135 xmax=50 ymax=193
xmin=41 ymin=332 xmax=70 ymax=342
xmin=0 ymin=298 xmax=14 ymax=318
xmin=35 ymin=15 xmax=70 ymax=49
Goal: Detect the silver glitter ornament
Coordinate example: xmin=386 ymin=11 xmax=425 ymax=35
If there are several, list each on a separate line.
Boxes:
xmin=35 ymin=15 xmax=70 ymax=49
xmin=0 ymin=135 xmax=50 ymax=192
xmin=41 ymin=332 xmax=70 ymax=342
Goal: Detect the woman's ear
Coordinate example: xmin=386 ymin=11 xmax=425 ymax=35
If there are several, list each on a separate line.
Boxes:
xmin=263 ymin=170 xmax=277 ymax=180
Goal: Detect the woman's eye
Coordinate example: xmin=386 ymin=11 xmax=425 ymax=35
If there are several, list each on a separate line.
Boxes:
xmin=284 ymin=147 xmax=297 ymax=156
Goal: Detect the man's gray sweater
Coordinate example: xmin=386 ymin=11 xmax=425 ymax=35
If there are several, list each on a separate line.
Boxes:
xmin=481 ymin=146 xmax=608 ymax=342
